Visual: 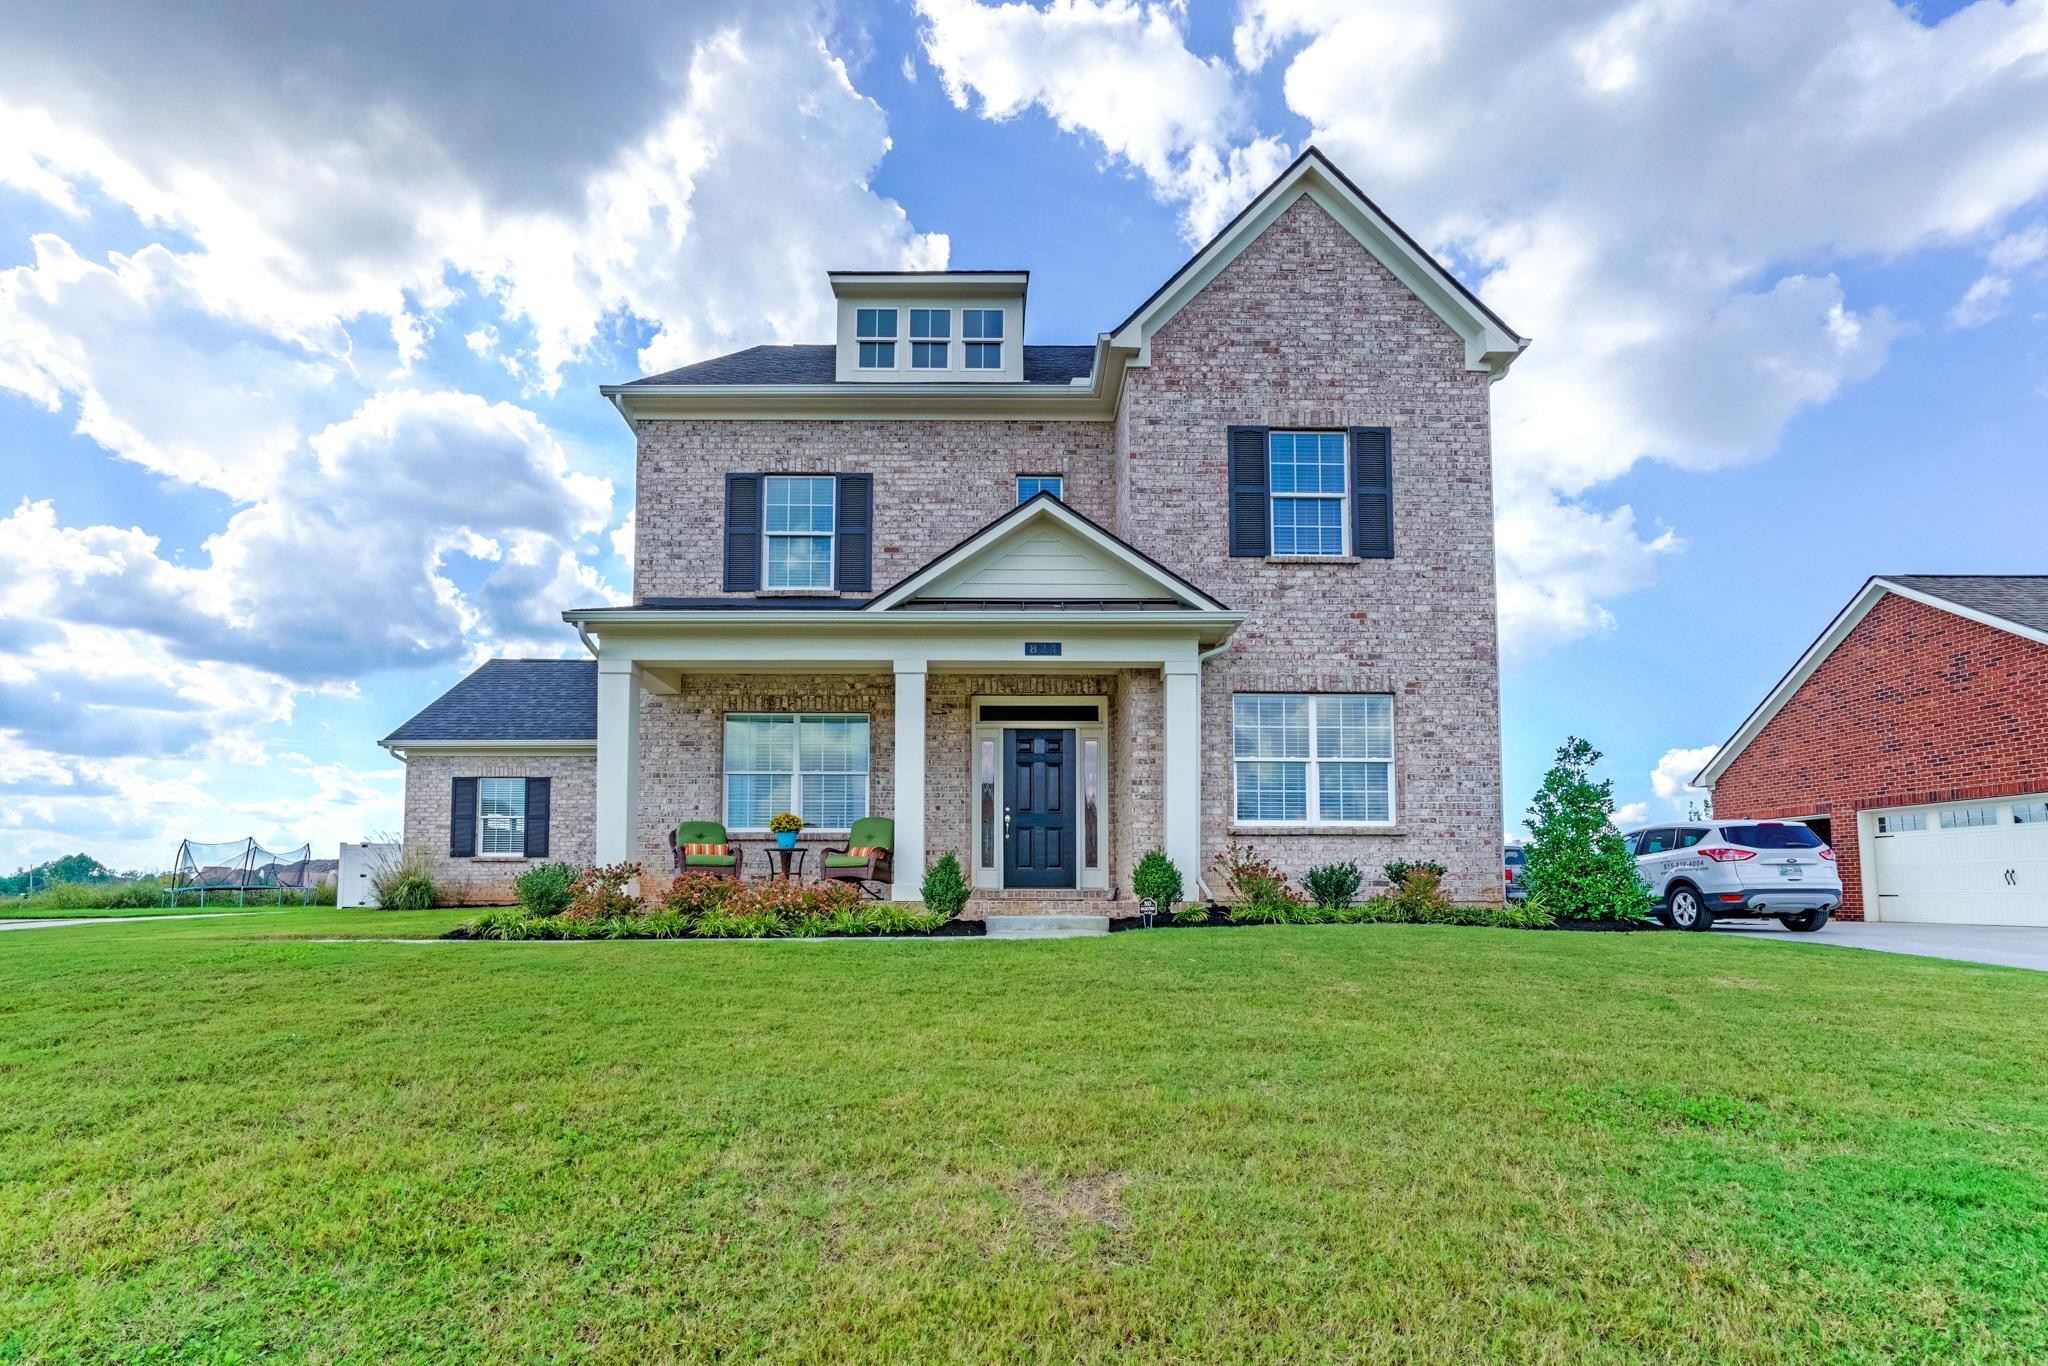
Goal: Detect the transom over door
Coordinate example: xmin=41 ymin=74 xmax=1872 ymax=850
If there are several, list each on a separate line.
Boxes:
xmin=1004 ymin=728 xmax=1076 ymax=889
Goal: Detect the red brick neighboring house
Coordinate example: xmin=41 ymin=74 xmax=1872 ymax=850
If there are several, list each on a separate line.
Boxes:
xmin=1696 ymin=576 xmax=2048 ymax=924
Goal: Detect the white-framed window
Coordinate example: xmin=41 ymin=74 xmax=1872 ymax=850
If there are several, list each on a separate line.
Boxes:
xmin=724 ymin=714 xmax=870 ymax=830
xmin=1876 ymin=811 xmax=1927 ymax=833
xmin=1939 ymin=804 xmax=2000 ymax=830
xmin=1016 ymin=474 xmax=1062 ymax=503
xmin=1232 ymin=694 xmax=1393 ymax=824
xmin=1269 ymin=431 xmax=1348 ymax=556
xmin=763 ymin=475 xmax=835 ymax=589
xmin=856 ymin=308 xmax=897 ymax=368
xmin=2013 ymin=801 xmax=2048 ymax=824
xmin=963 ymin=308 xmax=1003 ymax=369
xmin=478 ymin=778 xmax=527 ymax=856
xmin=910 ymin=308 xmax=950 ymax=369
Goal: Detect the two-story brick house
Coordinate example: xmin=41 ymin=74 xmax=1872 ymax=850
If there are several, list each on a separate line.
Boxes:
xmin=380 ymin=149 xmax=1526 ymax=907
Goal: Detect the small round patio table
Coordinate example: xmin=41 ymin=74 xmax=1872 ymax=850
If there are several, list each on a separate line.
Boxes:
xmin=757 ymin=846 xmax=809 ymax=882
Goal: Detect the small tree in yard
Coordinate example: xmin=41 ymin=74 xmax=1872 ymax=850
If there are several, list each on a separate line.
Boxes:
xmin=1523 ymin=737 xmax=1652 ymax=922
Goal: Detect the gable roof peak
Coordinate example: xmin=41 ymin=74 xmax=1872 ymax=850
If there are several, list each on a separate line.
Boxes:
xmin=1108 ymin=145 xmax=1527 ymax=378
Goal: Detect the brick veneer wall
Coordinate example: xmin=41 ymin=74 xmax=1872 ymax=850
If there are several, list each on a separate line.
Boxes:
xmin=402 ymin=753 xmax=596 ymax=904
xmin=1117 ymin=195 xmax=1505 ymax=903
xmin=1713 ymin=592 xmax=2048 ymax=919
xmin=634 ymin=420 xmax=1115 ymax=600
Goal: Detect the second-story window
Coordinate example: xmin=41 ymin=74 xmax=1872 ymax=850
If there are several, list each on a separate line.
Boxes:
xmin=1016 ymin=475 xmax=1062 ymax=503
xmin=963 ymin=308 xmax=1003 ymax=369
xmin=1269 ymin=431 xmax=1348 ymax=555
xmin=856 ymin=308 xmax=897 ymax=368
xmin=910 ymin=308 xmax=950 ymax=368
xmin=764 ymin=475 xmax=836 ymax=589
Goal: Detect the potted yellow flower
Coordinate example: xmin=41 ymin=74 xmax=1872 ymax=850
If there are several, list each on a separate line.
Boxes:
xmin=769 ymin=811 xmax=803 ymax=850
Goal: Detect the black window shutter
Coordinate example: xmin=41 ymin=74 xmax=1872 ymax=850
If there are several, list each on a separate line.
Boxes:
xmin=1227 ymin=425 xmax=1270 ymax=557
xmin=522 ymin=777 xmax=551 ymax=858
xmin=836 ymin=473 xmax=873 ymax=593
xmin=1350 ymin=427 xmax=1394 ymax=559
xmin=450 ymin=777 xmax=477 ymax=858
xmin=723 ymin=473 xmax=762 ymax=591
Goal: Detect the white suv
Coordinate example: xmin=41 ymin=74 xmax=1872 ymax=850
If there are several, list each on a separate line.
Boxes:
xmin=1623 ymin=821 xmax=1841 ymax=932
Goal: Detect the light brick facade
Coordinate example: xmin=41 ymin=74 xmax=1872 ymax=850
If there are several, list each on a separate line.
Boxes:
xmin=1713 ymin=592 xmax=2048 ymax=919
xmin=401 ymin=752 xmax=596 ymax=904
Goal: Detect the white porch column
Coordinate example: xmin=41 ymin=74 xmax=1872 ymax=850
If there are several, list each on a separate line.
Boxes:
xmin=892 ymin=661 xmax=928 ymax=901
xmin=594 ymin=658 xmax=643 ymax=871
xmin=1163 ymin=660 xmax=1203 ymax=895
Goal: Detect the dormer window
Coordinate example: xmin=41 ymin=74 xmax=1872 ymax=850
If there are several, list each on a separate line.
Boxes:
xmin=910 ymin=308 xmax=950 ymax=368
xmin=856 ymin=309 xmax=897 ymax=368
xmin=963 ymin=309 xmax=1004 ymax=369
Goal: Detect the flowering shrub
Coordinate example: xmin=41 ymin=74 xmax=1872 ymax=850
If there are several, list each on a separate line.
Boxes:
xmin=563 ymin=863 xmax=642 ymax=921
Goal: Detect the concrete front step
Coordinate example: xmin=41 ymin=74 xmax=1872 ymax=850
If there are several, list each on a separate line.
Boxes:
xmin=982 ymin=913 xmax=1112 ymax=939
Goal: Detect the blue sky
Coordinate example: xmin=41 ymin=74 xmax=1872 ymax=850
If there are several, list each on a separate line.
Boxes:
xmin=1 ymin=0 xmax=2044 ymax=870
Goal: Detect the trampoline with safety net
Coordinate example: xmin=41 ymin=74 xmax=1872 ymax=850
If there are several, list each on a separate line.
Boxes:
xmin=164 ymin=838 xmax=315 ymax=906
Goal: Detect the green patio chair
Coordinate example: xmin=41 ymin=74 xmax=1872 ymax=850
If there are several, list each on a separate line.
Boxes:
xmin=819 ymin=817 xmax=895 ymax=898
xmin=670 ymin=820 xmax=740 ymax=879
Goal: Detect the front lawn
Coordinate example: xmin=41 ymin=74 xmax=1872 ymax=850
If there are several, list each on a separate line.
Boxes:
xmin=4 ymin=914 xmax=2046 ymax=1360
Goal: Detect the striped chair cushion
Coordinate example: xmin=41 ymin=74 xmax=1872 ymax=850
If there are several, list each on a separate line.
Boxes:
xmin=847 ymin=846 xmax=880 ymax=859
xmin=682 ymin=842 xmax=729 ymax=857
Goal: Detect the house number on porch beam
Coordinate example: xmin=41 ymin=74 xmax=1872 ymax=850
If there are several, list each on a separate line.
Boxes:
xmin=1024 ymin=642 xmax=1062 ymax=657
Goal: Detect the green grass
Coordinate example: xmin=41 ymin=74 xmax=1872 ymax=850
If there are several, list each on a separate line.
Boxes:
xmin=3 ymin=914 xmax=2046 ymax=1361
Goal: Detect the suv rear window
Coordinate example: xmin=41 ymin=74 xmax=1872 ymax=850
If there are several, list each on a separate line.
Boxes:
xmin=1719 ymin=823 xmax=1823 ymax=849
xmin=1504 ymin=848 xmax=1525 ymax=866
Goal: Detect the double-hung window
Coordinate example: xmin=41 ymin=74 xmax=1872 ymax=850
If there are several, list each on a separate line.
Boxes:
xmin=856 ymin=308 xmax=897 ymax=368
xmin=1016 ymin=474 xmax=1062 ymax=503
xmin=910 ymin=308 xmax=950 ymax=368
xmin=763 ymin=475 xmax=835 ymax=589
xmin=724 ymin=714 xmax=870 ymax=830
xmin=963 ymin=308 xmax=1003 ymax=369
xmin=1233 ymin=694 xmax=1394 ymax=824
xmin=478 ymin=778 xmax=528 ymax=856
xmin=1269 ymin=431 xmax=1348 ymax=555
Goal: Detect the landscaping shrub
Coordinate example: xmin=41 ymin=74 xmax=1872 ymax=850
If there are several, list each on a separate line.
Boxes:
xmin=564 ymin=863 xmax=643 ymax=921
xmin=1302 ymin=861 xmax=1362 ymax=910
xmin=1131 ymin=849 xmax=1184 ymax=910
xmin=1522 ymin=737 xmax=1653 ymax=922
xmin=513 ymin=861 xmax=579 ymax=918
xmin=370 ymin=846 xmax=438 ymax=911
xmin=920 ymin=852 xmax=971 ymax=919
xmin=1382 ymin=859 xmax=1446 ymax=891
xmin=1171 ymin=902 xmax=1209 ymax=925
xmin=1211 ymin=844 xmax=1308 ymax=923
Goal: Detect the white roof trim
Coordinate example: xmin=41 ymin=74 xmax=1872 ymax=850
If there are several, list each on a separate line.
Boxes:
xmin=1694 ymin=577 xmax=2048 ymax=788
xmin=1107 ymin=147 xmax=1527 ymax=377
xmin=864 ymin=495 xmax=1230 ymax=612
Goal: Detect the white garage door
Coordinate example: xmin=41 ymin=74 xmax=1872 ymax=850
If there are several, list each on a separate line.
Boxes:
xmin=1869 ymin=797 xmax=2048 ymax=925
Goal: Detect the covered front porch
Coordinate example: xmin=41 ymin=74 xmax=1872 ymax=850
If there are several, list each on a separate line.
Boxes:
xmin=576 ymin=626 xmax=1223 ymax=902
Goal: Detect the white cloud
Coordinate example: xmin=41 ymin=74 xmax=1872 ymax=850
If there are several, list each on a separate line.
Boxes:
xmin=1952 ymin=223 xmax=2048 ymax=327
xmin=916 ymin=0 xmax=1293 ymax=242
xmin=1650 ymin=745 xmax=1720 ymax=812
xmin=1611 ymin=801 xmax=1650 ymax=829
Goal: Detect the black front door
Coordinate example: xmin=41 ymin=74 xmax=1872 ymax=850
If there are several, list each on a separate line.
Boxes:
xmin=1004 ymin=728 xmax=1076 ymax=889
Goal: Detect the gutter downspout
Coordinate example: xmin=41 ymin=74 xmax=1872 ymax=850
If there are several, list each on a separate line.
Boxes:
xmin=575 ymin=621 xmax=599 ymax=659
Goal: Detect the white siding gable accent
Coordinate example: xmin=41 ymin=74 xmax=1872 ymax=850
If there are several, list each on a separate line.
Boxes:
xmin=923 ymin=527 xmax=1162 ymax=600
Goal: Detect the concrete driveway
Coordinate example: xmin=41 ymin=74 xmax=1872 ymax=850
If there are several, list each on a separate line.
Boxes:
xmin=1718 ymin=919 xmax=2048 ymax=972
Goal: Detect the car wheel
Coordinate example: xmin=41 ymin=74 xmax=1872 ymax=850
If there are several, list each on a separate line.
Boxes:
xmin=1781 ymin=909 xmax=1830 ymax=933
xmin=1667 ymin=885 xmax=1714 ymax=932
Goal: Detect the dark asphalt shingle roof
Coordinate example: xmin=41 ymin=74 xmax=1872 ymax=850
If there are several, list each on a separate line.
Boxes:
xmin=1889 ymin=576 xmax=2048 ymax=636
xmin=623 ymin=343 xmax=1096 ymax=387
xmin=380 ymin=659 xmax=596 ymax=745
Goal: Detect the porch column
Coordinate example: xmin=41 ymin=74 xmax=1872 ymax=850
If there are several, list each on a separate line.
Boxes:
xmin=594 ymin=658 xmax=642 ymax=871
xmin=892 ymin=661 xmax=928 ymax=901
xmin=1163 ymin=660 xmax=1202 ymax=895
